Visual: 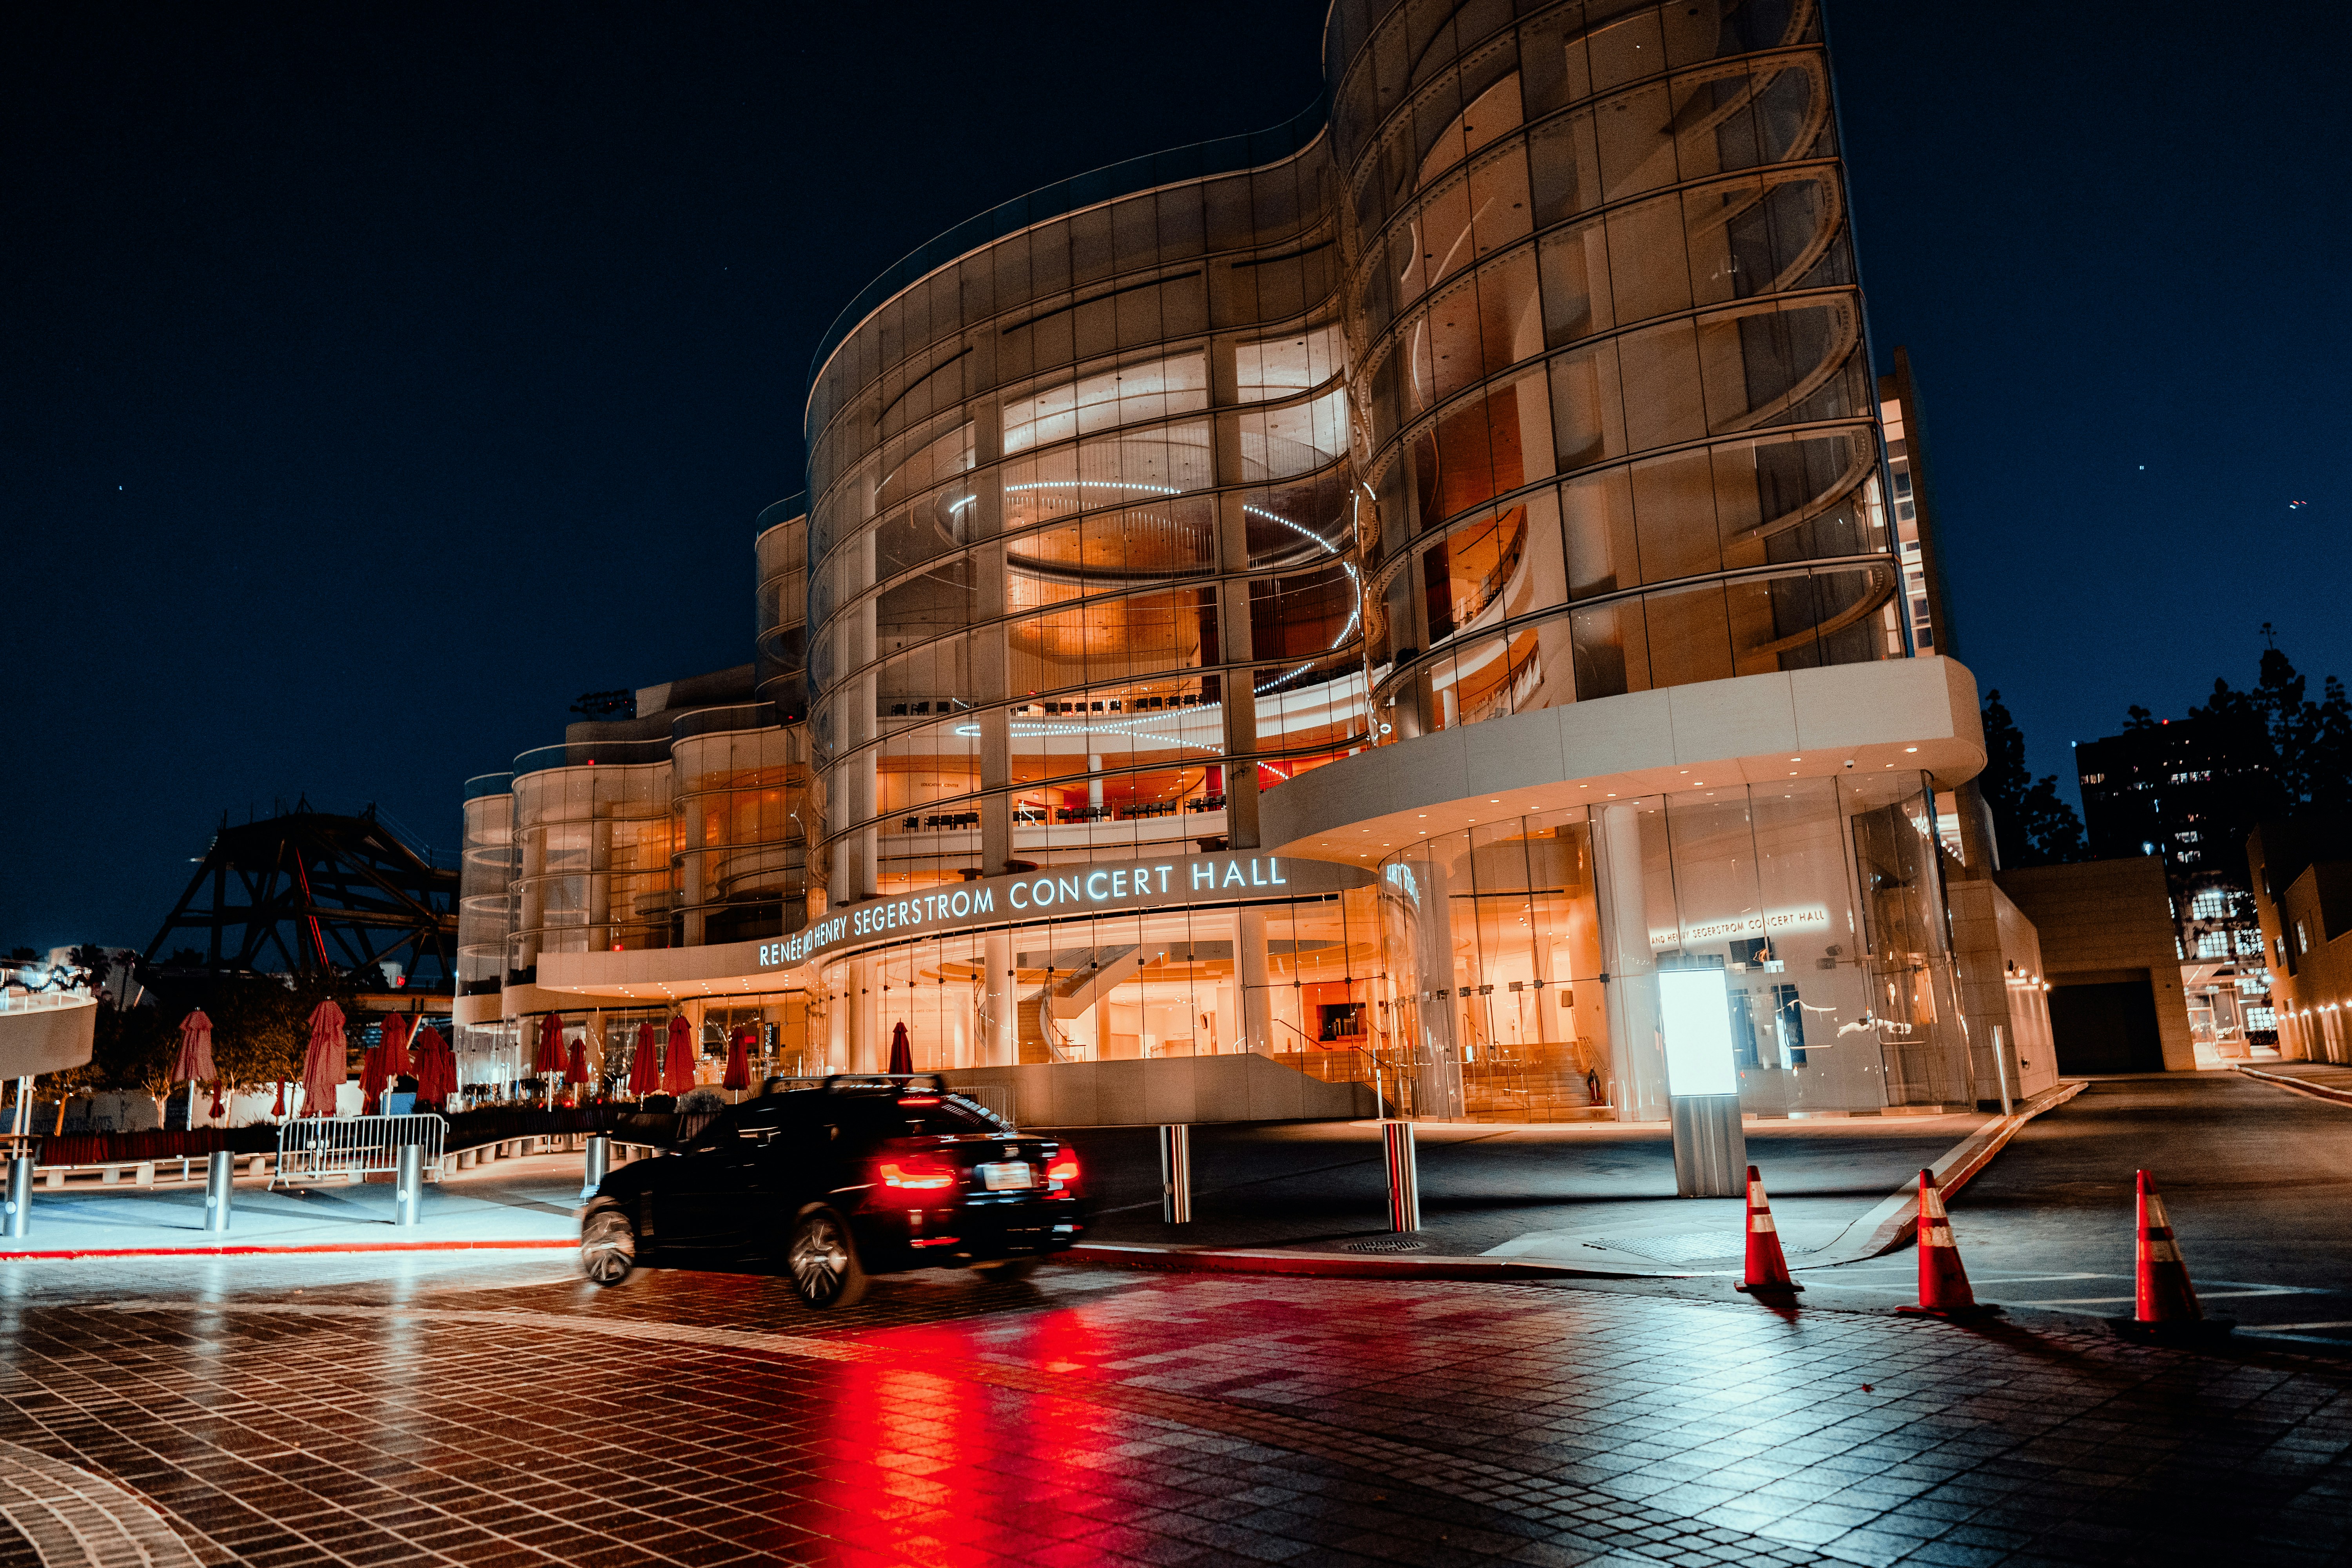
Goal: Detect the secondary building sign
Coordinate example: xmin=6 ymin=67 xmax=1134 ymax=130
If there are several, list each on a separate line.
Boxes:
xmin=759 ymin=852 xmax=1372 ymax=971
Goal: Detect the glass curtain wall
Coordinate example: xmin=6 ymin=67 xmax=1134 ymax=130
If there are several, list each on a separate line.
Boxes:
xmin=508 ymin=745 xmax=676 ymax=981
xmin=1377 ymin=771 xmax=1971 ymax=1121
xmin=802 ymin=125 xmax=1366 ymax=915
xmin=809 ymin=883 xmax=1389 ymax=1087
xmin=672 ymin=711 xmax=811 ymax=947
xmin=457 ymin=777 xmax=514 ymax=998
xmin=1323 ymin=0 xmax=1905 ymax=746
xmin=456 ymin=774 xmax=520 ymax=1096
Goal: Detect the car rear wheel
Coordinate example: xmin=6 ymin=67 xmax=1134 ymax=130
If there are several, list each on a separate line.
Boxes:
xmin=786 ymin=1205 xmax=867 ymax=1309
xmin=579 ymin=1206 xmax=637 ymax=1287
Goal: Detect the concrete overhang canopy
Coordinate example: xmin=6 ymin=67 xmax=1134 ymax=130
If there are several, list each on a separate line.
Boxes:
xmin=1266 ymin=656 xmax=1988 ymax=863
xmin=0 ymin=993 xmax=98 ymax=1079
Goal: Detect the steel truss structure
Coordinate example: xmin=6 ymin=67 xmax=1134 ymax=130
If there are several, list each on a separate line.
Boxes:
xmin=143 ymin=803 xmax=459 ymax=989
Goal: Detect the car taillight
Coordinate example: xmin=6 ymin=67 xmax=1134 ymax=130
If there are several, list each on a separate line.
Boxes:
xmin=1046 ymin=1147 xmax=1080 ymax=1186
xmin=874 ymin=1153 xmax=959 ymax=1203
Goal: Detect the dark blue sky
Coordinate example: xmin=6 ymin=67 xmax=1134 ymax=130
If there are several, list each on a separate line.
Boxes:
xmin=5 ymin=1 xmax=2346 ymax=949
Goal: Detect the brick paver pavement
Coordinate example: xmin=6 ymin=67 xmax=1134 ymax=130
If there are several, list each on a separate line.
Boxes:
xmin=1 ymin=1258 xmax=2348 ymax=1566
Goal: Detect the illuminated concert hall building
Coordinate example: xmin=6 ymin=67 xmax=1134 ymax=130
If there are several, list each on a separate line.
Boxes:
xmin=463 ymin=0 xmax=2005 ymax=1123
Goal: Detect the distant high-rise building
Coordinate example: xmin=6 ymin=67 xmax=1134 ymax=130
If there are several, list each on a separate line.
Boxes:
xmin=2076 ymin=718 xmax=2276 ymax=1053
xmin=1877 ymin=348 xmax=1956 ymax=659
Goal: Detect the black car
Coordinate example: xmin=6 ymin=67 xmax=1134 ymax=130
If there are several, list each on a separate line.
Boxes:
xmin=577 ymin=1074 xmax=1088 ymax=1307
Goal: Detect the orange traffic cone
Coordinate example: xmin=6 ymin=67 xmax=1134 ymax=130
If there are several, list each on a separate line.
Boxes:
xmin=1895 ymin=1168 xmax=1999 ymax=1321
xmin=1734 ymin=1165 xmax=1803 ymax=1296
xmin=2112 ymin=1169 xmax=2234 ymax=1345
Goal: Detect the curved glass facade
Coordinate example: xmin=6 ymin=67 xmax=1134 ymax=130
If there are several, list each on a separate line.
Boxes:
xmin=775 ymin=0 xmax=1972 ymax=1115
xmin=461 ymin=0 xmax=1989 ymax=1121
xmin=1373 ymin=771 xmax=1967 ymax=1122
xmin=1327 ymin=0 xmax=1898 ymax=743
xmin=508 ymin=741 xmax=677 ymax=980
xmin=804 ymin=129 xmax=1364 ymax=904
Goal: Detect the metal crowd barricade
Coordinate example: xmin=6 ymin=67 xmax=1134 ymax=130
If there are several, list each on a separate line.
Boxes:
xmin=272 ymin=1114 xmax=446 ymax=1189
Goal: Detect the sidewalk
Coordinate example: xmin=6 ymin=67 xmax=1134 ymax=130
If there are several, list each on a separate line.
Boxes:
xmin=0 ymin=1153 xmax=584 ymax=1257
xmin=2241 ymin=1060 xmax=2352 ymax=1103
xmin=1054 ymin=1105 xmax=2031 ymax=1274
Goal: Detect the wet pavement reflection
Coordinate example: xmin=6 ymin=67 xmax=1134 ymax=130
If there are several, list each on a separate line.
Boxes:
xmin=2 ymin=1252 xmax=2350 ymax=1565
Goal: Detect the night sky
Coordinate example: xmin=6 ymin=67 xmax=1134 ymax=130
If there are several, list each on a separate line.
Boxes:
xmin=6 ymin=2 xmax=2346 ymax=951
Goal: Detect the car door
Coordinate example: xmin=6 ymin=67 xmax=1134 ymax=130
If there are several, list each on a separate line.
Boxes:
xmin=686 ymin=1102 xmax=795 ymax=1249
xmin=658 ymin=1107 xmax=746 ymax=1247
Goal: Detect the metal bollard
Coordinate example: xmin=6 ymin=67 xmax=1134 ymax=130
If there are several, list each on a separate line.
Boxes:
xmin=394 ymin=1144 xmax=423 ymax=1226
xmin=203 ymin=1149 xmax=234 ymax=1233
xmin=5 ymin=1156 xmax=31 ymax=1239
xmin=1383 ymin=1120 xmax=1420 ymax=1232
xmin=583 ymin=1134 xmax=610 ymax=1200
xmin=1158 ymin=1124 xmax=1192 ymax=1224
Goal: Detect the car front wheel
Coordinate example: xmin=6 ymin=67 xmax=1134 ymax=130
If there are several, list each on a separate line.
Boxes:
xmin=786 ymin=1205 xmax=867 ymax=1310
xmin=579 ymin=1205 xmax=637 ymax=1287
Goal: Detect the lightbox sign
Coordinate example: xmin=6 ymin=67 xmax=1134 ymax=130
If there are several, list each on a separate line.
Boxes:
xmin=755 ymin=853 xmax=1372 ymax=971
xmin=1657 ymin=965 xmax=1739 ymax=1098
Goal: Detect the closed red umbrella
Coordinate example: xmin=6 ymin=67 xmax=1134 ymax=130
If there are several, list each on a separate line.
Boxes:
xmin=722 ymin=1026 xmax=752 ymax=1093
xmin=360 ymin=1040 xmax=388 ymax=1116
xmin=888 ymin=1021 xmax=914 ymax=1076
xmin=662 ymin=1016 xmax=695 ymax=1096
xmin=566 ymin=1031 xmax=591 ymax=1098
xmin=270 ymin=1080 xmax=287 ymax=1119
xmin=534 ymin=1013 xmax=565 ymax=1077
xmin=411 ymin=1025 xmax=452 ymax=1107
xmin=300 ymin=999 xmax=347 ymax=1119
xmin=379 ymin=1013 xmax=413 ymax=1078
xmin=628 ymin=1021 xmax=661 ymax=1098
xmin=172 ymin=1009 xmax=216 ymax=1128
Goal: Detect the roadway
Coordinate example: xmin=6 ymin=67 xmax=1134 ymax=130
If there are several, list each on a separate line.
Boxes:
xmin=1797 ymin=1070 xmax=2352 ymax=1348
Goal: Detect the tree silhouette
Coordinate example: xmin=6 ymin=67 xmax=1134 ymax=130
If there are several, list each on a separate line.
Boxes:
xmin=2186 ymin=642 xmax=2352 ymax=817
xmin=1979 ymin=690 xmax=2085 ymax=867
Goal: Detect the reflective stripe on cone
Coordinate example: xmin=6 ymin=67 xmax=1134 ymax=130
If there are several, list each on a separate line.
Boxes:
xmin=1896 ymin=1168 xmax=1999 ymax=1321
xmin=1735 ymin=1164 xmax=1802 ymax=1296
xmin=2110 ymin=1169 xmax=2232 ymax=1344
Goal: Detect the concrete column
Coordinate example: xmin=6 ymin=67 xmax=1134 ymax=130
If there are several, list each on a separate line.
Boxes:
xmin=1088 ymin=755 xmax=1104 ymax=814
xmin=1238 ymin=907 xmax=1273 ymax=1056
xmin=984 ymin=930 xmax=1015 ymax=1065
xmin=849 ymin=955 xmax=880 ymax=1073
xmin=1399 ymin=857 xmax=1464 ymax=1118
xmin=826 ymin=965 xmax=851 ymax=1069
xmin=971 ymin=398 xmax=1014 ymax=878
xmin=1595 ymin=802 xmax=1669 ymax=1122
xmin=1209 ymin=334 xmax=1260 ymax=850
xmin=588 ymin=817 xmax=613 ymax=949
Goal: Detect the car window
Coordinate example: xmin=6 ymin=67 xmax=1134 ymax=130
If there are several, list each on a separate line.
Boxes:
xmin=908 ymin=1098 xmax=1004 ymax=1135
xmin=833 ymin=1095 xmax=1002 ymax=1140
xmin=681 ymin=1109 xmax=737 ymax=1153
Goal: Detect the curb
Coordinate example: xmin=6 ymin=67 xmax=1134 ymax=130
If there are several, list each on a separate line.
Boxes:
xmin=1061 ymin=1083 xmax=2089 ymax=1285
xmin=1800 ymin=1078 xmax=2088 ymax=1267
xmin=1061 ymin=1242 xmax=1620 ymax=1284
xmin=0 ymin=1239 xmax=575 ymax=1262
xmin=2234 ymin=1064 xmax=2352 ymax=1107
